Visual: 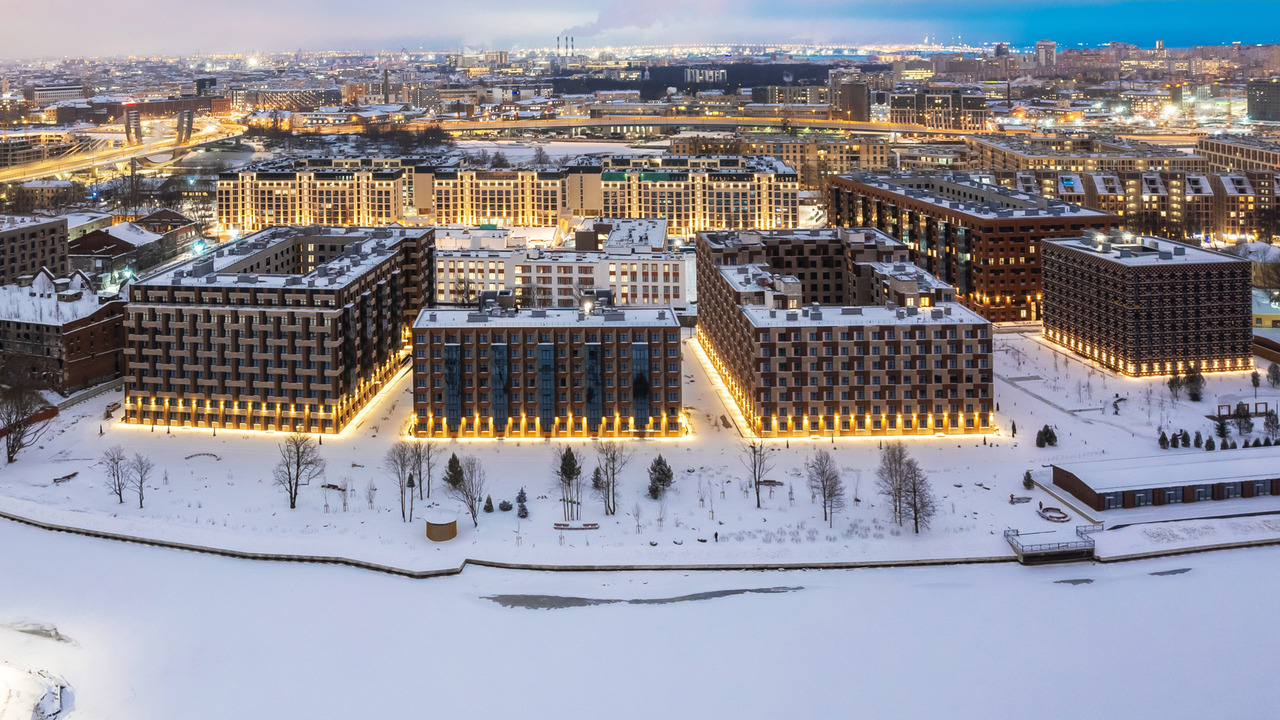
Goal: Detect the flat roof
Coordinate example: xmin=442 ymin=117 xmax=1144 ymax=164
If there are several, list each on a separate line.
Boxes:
xmin=1056 ymin=452 xmax=1280 ymax=494
xmin=414 ymin=306 xmax=679 ymax=329
xmin=741 ymin=302 xmax=986 ymax=328
xmin=0 ymin=215 xmax=65 ymax=230
xmin=139 ymin=226 xmax=427 ymax=290
xmin=843 ymin=173 xmax=1114 ymax=220
xmin=865 ymin=262 xmax=953 ymax=291
xmin=1042 ymin=234 xmax=1245 ymax=266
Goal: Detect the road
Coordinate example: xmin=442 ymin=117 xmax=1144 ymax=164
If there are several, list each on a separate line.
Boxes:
xmin=0 ymin=120 xmax=244 ymax=184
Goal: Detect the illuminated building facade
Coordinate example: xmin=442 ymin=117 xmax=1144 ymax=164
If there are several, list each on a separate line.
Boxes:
xmin=1041 ymin=231 xmax=1252 ymax=377
xmin=411 ymin=302 xmax=684 ymax=439
xmin=981 ymin=169 xmax=1280 ymax=243
xmin=827 ymin=173 xmax=1119 ymax=322
xmin=695 ymin=228 xmax=993 ymax=438
xmin=1196 ymin=135 xmax=1280 ymax=172
xmin=668 ymin=132 xmax=891 ymax=189
xmin=123 ymin=226 xmax=435 ymax=434
xmin=964 ymin=134 xmax=1206 ymax=173
xmin=215 ymin=167 xmax=405 ymax=234
xmin=218 ymin=155 xmax=800 ymax=238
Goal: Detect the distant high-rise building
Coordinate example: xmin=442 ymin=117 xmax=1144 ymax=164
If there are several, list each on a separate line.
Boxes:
xmin=1035 ymin=40 xmax=1058 ymax=68
xmin=994 ymin=43 xmax=1009 ymax=58
xmin=835 ymin=81 xmax=871 ymax=122
xmin=1247 ymin=79 xmax=1280 ymax=123
xmin=193 ymin=77 xmax=217 ymax=97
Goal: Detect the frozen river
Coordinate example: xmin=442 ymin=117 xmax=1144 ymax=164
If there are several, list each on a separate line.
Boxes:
xmin=2 ymin=520 xmax=1277 ymax=719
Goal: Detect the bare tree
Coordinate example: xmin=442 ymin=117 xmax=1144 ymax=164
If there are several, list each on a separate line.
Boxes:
xmin=902 ymin=458 xmax=937 ymax=534
xmin=273 ymin=433 xmax=325 ymax=509
xmin=364 ymin=479 xmax=377 ymax=509
xmin=449 ymin=455 xmax=487 ymax=528
xmin=102 ymin=445 xmax=129 ymax=504
xmin=593 ymin=440 xmax=633 ymax=516
xmin=385 ymin=441 xmax=414 ymax=522
xmin=129 ymin=453 xmax=154 ymax=509
xmin=740 ymin=439 xmax=775 ymax=509
xmin=410 ymin=437 xmax=440 ymax=501
xmin=0 ymin=372 xmax=53 ymax=464
xmin=554 ymin=446 xmax=585 ymax=521
xmin=876 ymin=440 xmax=909 ymax=526
xmin=632 ymin=502 xmax=643 ymax=534
xmin=805 ymin=449 xmax=846 ymax=528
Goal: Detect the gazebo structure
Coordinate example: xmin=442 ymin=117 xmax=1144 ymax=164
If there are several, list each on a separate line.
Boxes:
xmin=424 ymin=509 xmax=458 ymax=542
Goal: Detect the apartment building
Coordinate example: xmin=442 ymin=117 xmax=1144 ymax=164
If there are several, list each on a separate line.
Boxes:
xmin=964 ymin=134 xmax=1206 ymax=173
xmin=695 ymin=228 xmax=993 ymax=438
xmin=215 ymin=166 xmax=405 ymax=234
xmin=827 ymin=173 xmax=1119 ymax=322
xmin=122 ymin=226 xmax=435 ymax=434
xmin=669 ymin=132 xmax=891 ymax=189
xmin=0 ymin=269 xmax=126 ymax=392
xmin=889 ymin=88 xmax=991 ymax=131
xmin=435 ymin=218 xmax=687 ymax=308
xmin=219 ymin=155 xmax=800 ymax=238
xmin=410 ymin=302 xmax=683 ymax=439
xmin=568 ymin=155 xmax=799 ymax=236
xmin=1041 ymin=231 xmax=1252 ymax=377
xmin=0 ymin=216 xmax=68 ymax=284
xmin=983 ymin=168 xmax=1279 ymax=242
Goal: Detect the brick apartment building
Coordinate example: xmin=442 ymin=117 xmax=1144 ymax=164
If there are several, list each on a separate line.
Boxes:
xmin=411 ymin=300 xmax=683 ymax=439
xmin=0 ymin=269 xmax=126 ymax=392
xmin=1041 ymin=231 xmax=1253 ymax=377
xmin=827 ymin=173 xmax=1119 ymax=322
xmin=979 ymin=169 xmax=1280 ymax=243
xmin=696 ymin=228 xmax=994 ymax=438
xmin=123 ymin=226 xmax=435 ymax=433
xmin=0 ymin=216 xmax=68 ymax=284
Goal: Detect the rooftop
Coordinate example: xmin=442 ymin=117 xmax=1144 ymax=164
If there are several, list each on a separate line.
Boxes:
xmin=138 ymin=226 xmax=428 ymax=290
xmin=0 ymin=215 xmax=66 ymax=231
xmin=741 ymin=302 xmax=987 ymax=328
xmin=573 ymin=217 xmax=669 ymax=252
xmin=413 ymin=305 xmax=679 ymax=329
xmin=969 ymin=133 xmax=1200 ymax=160
xmin=1043 ymin=232 xmax=1245 ymax=266
xmin=1056 ymin=452 xmax=1280 ymax=494
xmin=1200 ymin=134 xmax=1280 ymax=153
xmin=103 ymin=222 xmax=161 ymax=248
xmin=844 ymin=173 xmax=1116 ymax=220
xmin=0 ymin=270 xmax=119 ymax=325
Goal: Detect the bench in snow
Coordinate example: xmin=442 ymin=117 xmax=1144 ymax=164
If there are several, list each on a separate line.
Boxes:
xmin=553 ymin=522 xmax=600 ymax=530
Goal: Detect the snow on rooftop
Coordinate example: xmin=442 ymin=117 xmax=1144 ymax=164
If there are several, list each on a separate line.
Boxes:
xmin=103 ymin=222 xmax=162 ymax=248
xmin=741 ymin=302 xmax=985 ymax=328
xmin=0 ymin=272 xmax=115 ymax=325
xmin=1044 ymin=234 xmax=1243 ymax=266
xmin=414 ymin=305 xmax=678 ymax=328
xmin=0 ymin=215 xmax=66 ymax=230
xmin=1056 ymin=452 xmax=1280 ymax=494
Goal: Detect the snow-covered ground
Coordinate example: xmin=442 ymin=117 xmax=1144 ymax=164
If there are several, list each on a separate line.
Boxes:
xmin=2 ymin=329 xmax=1278 ymax=569
xmin=3 ymin=519 xmax=1279 ymax=719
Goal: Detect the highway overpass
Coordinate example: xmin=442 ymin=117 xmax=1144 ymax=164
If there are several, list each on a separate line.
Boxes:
xmin=0 ymin=125 xmax=244 ymax=184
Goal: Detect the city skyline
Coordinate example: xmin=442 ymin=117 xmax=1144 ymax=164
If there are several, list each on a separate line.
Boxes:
xmin=1 ymin=0 xmax=1276 ymax=60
